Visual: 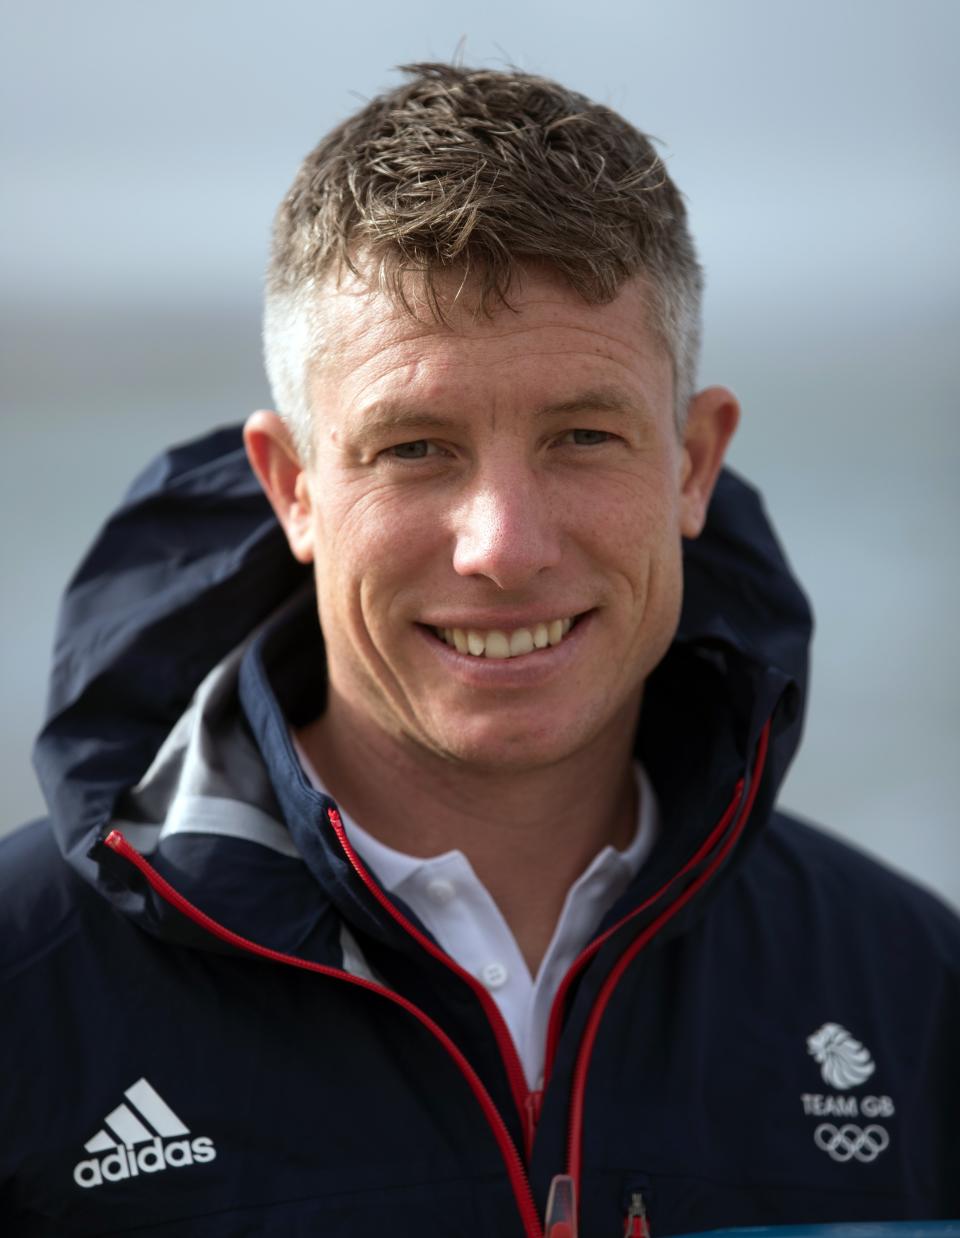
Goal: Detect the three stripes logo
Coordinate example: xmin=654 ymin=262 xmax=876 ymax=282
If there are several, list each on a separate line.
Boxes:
xmin=73 ymin=1078 xmax=216 ymax=1189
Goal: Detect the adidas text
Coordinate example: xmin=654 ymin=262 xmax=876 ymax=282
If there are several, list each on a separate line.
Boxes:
xmin=73 ymin=1136 xmax=216 ymax=1188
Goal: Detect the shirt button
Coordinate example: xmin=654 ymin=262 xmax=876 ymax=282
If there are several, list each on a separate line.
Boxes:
xmin=481 ymin=961 xmax=509 ymax=989
xmin=425 ymin=878 xmax=456 ymax=905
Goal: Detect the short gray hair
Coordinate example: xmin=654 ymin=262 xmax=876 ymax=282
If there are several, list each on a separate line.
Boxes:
xmin=264 ymin=63 xmax=703 ymax=457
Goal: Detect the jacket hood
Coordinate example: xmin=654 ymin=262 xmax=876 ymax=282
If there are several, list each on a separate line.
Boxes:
xmin=33 ymin=424 xmax=812 ymax=943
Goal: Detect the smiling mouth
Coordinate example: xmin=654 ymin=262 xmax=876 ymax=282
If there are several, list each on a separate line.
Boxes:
xmin=431 ymin=616 xmax=581 ymax=659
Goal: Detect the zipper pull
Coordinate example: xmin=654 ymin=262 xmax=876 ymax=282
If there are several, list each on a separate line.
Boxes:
xmin=623 ymin=1191 xmax=650 ymax=1238
xmin=544 ymin=1172 xmax=577 ymax=1238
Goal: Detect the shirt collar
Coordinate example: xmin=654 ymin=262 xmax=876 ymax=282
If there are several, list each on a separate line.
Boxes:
xmin=291 ymin=733 xmax=658 ymax=901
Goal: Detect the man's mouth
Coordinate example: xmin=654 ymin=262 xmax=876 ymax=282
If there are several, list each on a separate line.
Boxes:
xmin=432 ymin=616 xmax=579 ymax=659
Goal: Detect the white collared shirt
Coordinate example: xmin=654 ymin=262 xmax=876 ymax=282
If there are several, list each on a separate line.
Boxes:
xmin=294 ymin=739 xmax=658 ymax=1088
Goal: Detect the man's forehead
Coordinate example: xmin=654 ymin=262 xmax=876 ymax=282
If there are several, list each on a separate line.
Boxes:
xmin=307 ymin=265 xmax=671 ymax=385
xmin=315 ymin=263 xmax=588 ymax=341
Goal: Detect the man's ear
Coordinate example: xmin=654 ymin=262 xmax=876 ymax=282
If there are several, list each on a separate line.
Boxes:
xmin=243 ymin=411 xmax=315 ymax=564
xmin=678 ymin=386 xmax=740 ymax=539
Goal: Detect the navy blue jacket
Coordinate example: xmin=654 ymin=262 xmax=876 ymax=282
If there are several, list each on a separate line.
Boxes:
xmin=2 ymin=426 xmax=958 ymax=1237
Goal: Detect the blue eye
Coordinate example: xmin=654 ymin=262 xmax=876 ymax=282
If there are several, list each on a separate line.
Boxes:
xmin=388 ymin=440 xmax=434 ymax=459
xmin=564 ymin=429 xmax=612 ymax=446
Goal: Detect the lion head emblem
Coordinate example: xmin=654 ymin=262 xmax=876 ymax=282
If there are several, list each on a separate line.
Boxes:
xmin=807 ymin=1022 xmax=876 ymax=1090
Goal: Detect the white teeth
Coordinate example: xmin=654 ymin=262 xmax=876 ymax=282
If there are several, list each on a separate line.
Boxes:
xmin=438 ymin=617 xmax=579 ymax=659
xmin=484 ymin=631 xmax=511 ymax=659
xmin=509 ymin=628 xmax=534 ymax=656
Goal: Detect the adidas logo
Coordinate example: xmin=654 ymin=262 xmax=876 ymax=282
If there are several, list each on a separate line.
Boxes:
xmin=73 ymin=1077 xmax=216 ymax=1189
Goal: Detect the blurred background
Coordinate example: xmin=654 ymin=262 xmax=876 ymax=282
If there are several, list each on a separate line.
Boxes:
xmin=3 ymin=0 xmax=957 ymax=907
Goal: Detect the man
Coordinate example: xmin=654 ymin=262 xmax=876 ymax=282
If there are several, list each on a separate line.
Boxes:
xmin=1 ymin=63 xmax=957 ymax=1237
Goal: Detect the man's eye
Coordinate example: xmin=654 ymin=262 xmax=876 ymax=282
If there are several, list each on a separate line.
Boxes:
xmin=386 ymin=440 xmax=436 ymax=460
xmin=560 ymin=429 xmax=613 ymax=446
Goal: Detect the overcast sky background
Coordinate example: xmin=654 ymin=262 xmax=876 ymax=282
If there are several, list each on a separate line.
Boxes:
xmin=3 ymin=0 xmax=958 ymax=908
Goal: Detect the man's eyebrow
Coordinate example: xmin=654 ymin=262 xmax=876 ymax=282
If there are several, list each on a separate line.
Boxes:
xmin=537 ymin=388 xmax=638 ymax=416
xmin=348 ymin=406 xmax=456 ymax=435
xmin=347 ymin=388 xmax=639 ymax=435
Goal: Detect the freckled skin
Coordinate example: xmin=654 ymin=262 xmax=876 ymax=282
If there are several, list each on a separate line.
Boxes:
xmin=252 ymin=269 xmax=736 ymax=776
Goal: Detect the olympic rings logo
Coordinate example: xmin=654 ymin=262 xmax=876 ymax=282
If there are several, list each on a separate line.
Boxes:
xmin=814 ymin=1122 xmax=890 ymax=1163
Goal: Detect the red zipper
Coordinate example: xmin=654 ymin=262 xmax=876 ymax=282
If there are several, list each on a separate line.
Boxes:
xmin=524 ymin=1088 xmax=544 ymax=1158
xmin=326 ymin=808 xmax=534 ymax=1148
xmin=563 ymin=721 xmax=771 ymax=1194
xmin=101 ymin=829 xmax=544 ymax=1238
xmin=542 ymin=756 xmax=750 ymax=1089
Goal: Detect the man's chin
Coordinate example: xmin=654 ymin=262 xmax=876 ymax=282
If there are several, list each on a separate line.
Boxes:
xmin=408 ymin=708 xmax=607 ymax=774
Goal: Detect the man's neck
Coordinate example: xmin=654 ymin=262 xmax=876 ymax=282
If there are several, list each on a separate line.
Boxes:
xmin=296 ymin=693 xmax=641 ymax=975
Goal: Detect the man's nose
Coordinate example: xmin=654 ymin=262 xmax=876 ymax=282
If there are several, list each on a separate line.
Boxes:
xmin=451 ymin=473 xmax=562 ymax=590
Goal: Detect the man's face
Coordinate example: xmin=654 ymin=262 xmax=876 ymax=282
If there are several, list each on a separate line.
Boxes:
xmin=259 ymin=268 xmax=733 ymax=772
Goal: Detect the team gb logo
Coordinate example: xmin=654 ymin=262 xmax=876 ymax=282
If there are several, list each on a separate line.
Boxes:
xmin=807 ymin=1022 xmax=876 ymax=1090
